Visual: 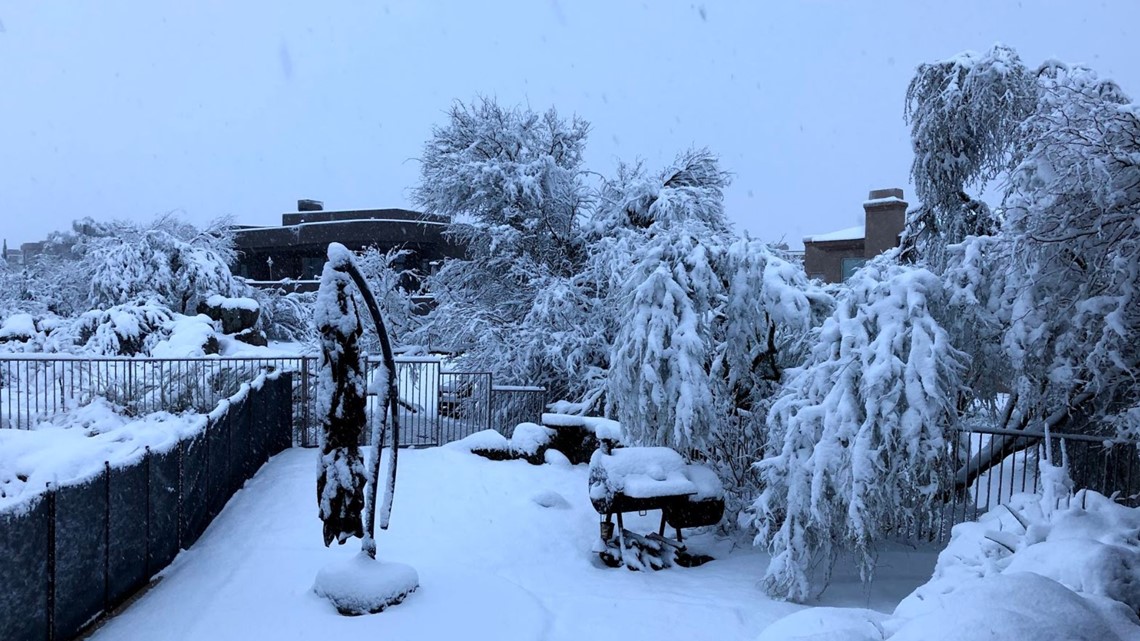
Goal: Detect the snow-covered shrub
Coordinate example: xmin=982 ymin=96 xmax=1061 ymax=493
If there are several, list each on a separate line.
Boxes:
xmin=150 ymin=314 xmax=219 ymax=358
xmin=753 ymin=261 xmax=967 ymax=601
xmin=57 ymin=301 xmax=176 ymax=356
xmin=76 ymin=215 xmax=245 ymax=315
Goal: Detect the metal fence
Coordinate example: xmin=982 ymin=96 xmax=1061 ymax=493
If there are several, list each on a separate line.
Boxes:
xmin=0 ymin=356 xmax=306 ymax=429
xmin=923 ymin=425 xmax=1140 ymax=542
xmin=0 ymin=373 xmax=293 ymax=641
xmin=0 ymin=355 xmax=548 ymax=449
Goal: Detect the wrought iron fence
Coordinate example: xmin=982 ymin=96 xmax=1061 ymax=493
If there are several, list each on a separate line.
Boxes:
xmin=923 ymin=425 xmax=1140 ymax=542
xmin=0 ymin=355 xmax=548 ymax=449
xmin=0 ymin=356 xmax=306 ymax=430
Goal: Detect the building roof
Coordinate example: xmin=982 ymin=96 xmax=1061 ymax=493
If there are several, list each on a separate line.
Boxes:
xmin=802 ymin=225 xmax=865 ymax=244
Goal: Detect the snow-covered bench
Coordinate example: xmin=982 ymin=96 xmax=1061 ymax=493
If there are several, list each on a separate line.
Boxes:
xmin=587 ymin=443 xmax=725 ymax=569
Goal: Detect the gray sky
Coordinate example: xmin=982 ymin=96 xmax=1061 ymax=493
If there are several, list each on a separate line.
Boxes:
xmin=1 ymin=1 xmax=1136 ymax=249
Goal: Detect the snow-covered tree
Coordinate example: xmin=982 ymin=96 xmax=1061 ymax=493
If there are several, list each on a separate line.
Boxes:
xmin=314 ymin=254 xmax=368 ymax=546
xmin=1000 ymin=61 xmax=1140 ymax=442
xmin=413 ymin=98 xmax=591 ymax=390
xmin=905 ymin=47 xmax=1140 ymax=446
xmin=706 ymin=237 xmax=831 ymax=510
xmin=605 ymin=150 xmax=733 ymax=451
xmin=353 ymin=246 xmax=420 ymax=353
xmin=753 ymin=261 xmax=967 ymax=601
xmin=9 ymin=215 xmax=243 ymax=319
xmin=901 ymin=44 xmax=1037 ymax=264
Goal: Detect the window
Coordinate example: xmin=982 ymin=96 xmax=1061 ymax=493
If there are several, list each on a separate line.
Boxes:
xmin=841 ymin=258 xmax=867 ymax=281
xmin=301 ymin=256 xmax=324 ymax=280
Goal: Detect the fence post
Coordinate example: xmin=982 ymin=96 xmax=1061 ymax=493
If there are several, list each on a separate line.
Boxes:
xmin=104 ymin=461 xmax=111 ymax=615
xmin=486 ymin=374 xmax=494 ymax=435
xmin=144 ymin=447 xmax=151 ymax=579
xmin=46 ymin=482 xmax=56 ymax=641
xmin=300 ymin=358 xmax=311 ymax=447
xmin=176 ymin=441 xmax=184 ymax=551
xmin=434 ymin=362 xmax=442 ymax=446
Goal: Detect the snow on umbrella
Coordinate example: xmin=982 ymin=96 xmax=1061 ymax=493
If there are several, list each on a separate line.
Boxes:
xmin=312 ymin=242 xmax=418 ymax=615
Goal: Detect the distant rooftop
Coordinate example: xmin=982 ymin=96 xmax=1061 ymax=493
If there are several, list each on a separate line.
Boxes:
xmin=803 ymin=225 xmax=865 ymax=243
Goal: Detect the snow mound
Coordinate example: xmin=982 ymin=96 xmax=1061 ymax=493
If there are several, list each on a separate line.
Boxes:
xmin=904 ymin=489 xmax=1140 ymax=616
xmin=312 ymin=552 xmax=419 ymax=616
xmin=543 ymin=449 xmax=571 ymax=467
xmin=756 ymin=607 xmax=887 ymax=641
xmin=510 ymin=422 xmax=555 ymax=456
xmin=0 ymin=400 xmax=206 ymax=513
xmin=448 ymin=429 xmax=510 ymax=454
xmin=531 ymin=490 xmax=570 ymax=509
xmin=759 ymin=489 xmax=1140 ymax=640
xmin=889 ymin=573 xmax=1130 ymax=641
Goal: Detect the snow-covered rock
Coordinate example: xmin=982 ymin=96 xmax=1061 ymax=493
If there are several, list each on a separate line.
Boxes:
xmin=198 ymin=295 xmax=260 ymax=334
xmin=448 ymin=429 xmax=510 ymax=454
xmin=0 ymin=313 xmax=37 ymax=341
xmin=543 ymin=449 xmax=571 ymax=467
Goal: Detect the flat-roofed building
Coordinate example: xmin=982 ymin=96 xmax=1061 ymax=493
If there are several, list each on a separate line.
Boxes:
xmin=803 ymin=188 xmax=908 ymax=283
xmin=231 ymin=201 xmax=464 ymax=292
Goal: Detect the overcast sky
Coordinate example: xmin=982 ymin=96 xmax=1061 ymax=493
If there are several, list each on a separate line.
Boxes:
xmin=1 ymin=1 xmax=1137 ymax=249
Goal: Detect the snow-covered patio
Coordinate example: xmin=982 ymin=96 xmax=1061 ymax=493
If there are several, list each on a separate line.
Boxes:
xmin=87 ymin=447 xmax=936 ymax=641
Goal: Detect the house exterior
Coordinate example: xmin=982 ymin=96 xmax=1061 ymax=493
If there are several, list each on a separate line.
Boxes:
xmin=230 ymin=201 xmax=465 ymax=292
xmin=802 ymin=188 xmax=908 ymax=283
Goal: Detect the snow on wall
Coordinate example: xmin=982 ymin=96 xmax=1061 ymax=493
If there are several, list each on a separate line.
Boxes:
xmin=205 ymin=294 xmax=259 ymax=311
xmin=0 ymin=369 xmax=287 ymax=515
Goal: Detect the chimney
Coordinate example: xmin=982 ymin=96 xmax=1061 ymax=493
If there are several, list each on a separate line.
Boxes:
xmin=297 ymin=199 xmax=324 ymax=212
xmin=863 ymin=188 xmax=908 ymax=258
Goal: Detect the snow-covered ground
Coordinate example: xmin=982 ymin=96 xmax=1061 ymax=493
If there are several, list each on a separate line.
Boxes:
xmin=87 ymin=446 xmax=937 ymax=641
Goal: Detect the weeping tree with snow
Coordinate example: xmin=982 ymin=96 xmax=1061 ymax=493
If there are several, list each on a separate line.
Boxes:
xmin=313 ymin=243 xmax=417 ymax=615
xmin=900 ymin=44 xmax=1037 ymax=268
xmin=604 ymin=150 xmax=831 ymax=517
xmin=605 ymin=149 xmax=734 ymax=452
xmin=752 ymin=261 xmax=967 ymax=601
xmin=706 ymin=237 xmax=831 ymax=511
xmin=995 ymin=61 xmax=1140 ymax=468
xmin=904 ymin=46 xmax=1140 ymax=487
